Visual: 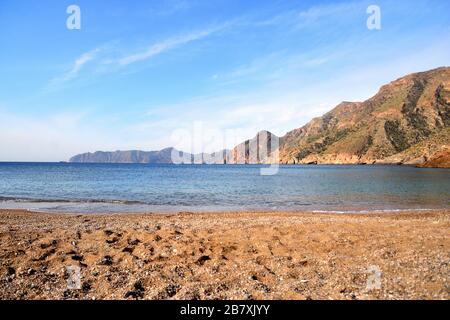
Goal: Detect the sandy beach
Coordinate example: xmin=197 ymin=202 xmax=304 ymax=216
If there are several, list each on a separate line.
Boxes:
xmin=0 ymin=209 xmax=448 ymax=300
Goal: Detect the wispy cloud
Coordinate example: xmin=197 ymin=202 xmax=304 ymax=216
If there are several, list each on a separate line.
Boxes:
xmin=211 ymin=49 xmax=340 ymax=89
xmin=48 ymin=47 xmax=101 ymax=89
xmin=48 ymin=3 xmax=356 ymax=90
xmin=46 ymin=21 xmax=235 ymax=91
xmin=114 ymin=23 xmax=232 ymax=66
xmin=70 ymin=49 xmax=100 ymax=76
xmin=254 ymin=1 xmax=363 ymax=29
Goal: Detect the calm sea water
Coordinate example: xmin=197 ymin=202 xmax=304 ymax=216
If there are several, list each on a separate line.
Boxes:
xmin=0 ymin=163 xmax=449 ymax=213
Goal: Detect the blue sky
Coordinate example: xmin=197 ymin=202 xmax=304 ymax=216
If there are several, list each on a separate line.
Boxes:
xmin=0 ymin=0 xmax=449 ymax=161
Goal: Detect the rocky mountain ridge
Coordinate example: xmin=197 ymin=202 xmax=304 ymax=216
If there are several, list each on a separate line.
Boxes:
xmin=70 ymin=67 xmax=450 ymax=167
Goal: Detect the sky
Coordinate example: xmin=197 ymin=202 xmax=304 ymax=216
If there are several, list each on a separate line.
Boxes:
xmin=0 ymin=0 xmax=449 ymax=161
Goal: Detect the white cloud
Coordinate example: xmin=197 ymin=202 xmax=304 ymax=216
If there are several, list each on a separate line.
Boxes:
xmin=212 ymin=50 xmax=338 ymax=88
xmin=44 ymin=22 xmax=234 ymax=91
xmin=48 ymin=48 xmax=101 ymax=88
xmin=115 ymin=23 xmax=231 ymax=66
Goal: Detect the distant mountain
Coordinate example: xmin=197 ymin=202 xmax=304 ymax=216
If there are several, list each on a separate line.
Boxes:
xmin=70 ymin=67 xmax=449 ymax=167
xmin=69 ymin=131 xmax=280 ymax=164
xmin=69 ymin=147 xmax=232 ymax=164
xmin=278 ymin=67 xmax=450 ymax=166
xmin=70 ymin=148 xmax=182 ymax=164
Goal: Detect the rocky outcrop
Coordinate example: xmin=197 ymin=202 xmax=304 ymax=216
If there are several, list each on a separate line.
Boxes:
xmin=226 ymin=131 xmax=279 ymax=164
xmin=377 ymin=127 xmax=450 ymax=165
xmin=417 ymin=149 xmax=450 ymax=168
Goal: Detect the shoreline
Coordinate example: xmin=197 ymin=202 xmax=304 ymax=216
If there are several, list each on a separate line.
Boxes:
xmin=1 ymin=209 xmax=449 ymax=300
xmin=1 ymin=206 xmax=449 ymax=216
xmin=1 ymin=207 xmax=449 ymax=216
xmin=3 ymin=162 xmax=450 ymax=168
xmin=1 ymin=201 xmax=449 ymax=215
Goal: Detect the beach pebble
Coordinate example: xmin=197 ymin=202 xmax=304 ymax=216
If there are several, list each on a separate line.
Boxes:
xmin=100 ymin=255 xmax=113 ymax=266
xmin=122 ymin=247 xmax=134 ymax=253
xmin=197 ymin=255 xmax=211 ymax=265
xmin=71 ymin=254 xmax=84 ymax=261
xmin=166 ymin=284 xmax=180 ymax=297
xmin=7 ymin=267 xmax=16 ymax=275
xmin=106 ymin=237 xmax=119 ymax=244
xmin=27 ymin=268 xmax=36 ymax=276
xmin=128 ymin=239 xmax=141 ymax=246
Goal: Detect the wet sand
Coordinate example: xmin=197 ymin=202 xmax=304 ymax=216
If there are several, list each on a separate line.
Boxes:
xmin=0 ymin=209 xmax=449 ymax=300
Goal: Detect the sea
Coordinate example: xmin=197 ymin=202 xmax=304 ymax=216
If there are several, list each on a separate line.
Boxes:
xmin=0 ymin=162 xmax=449 ymax=213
